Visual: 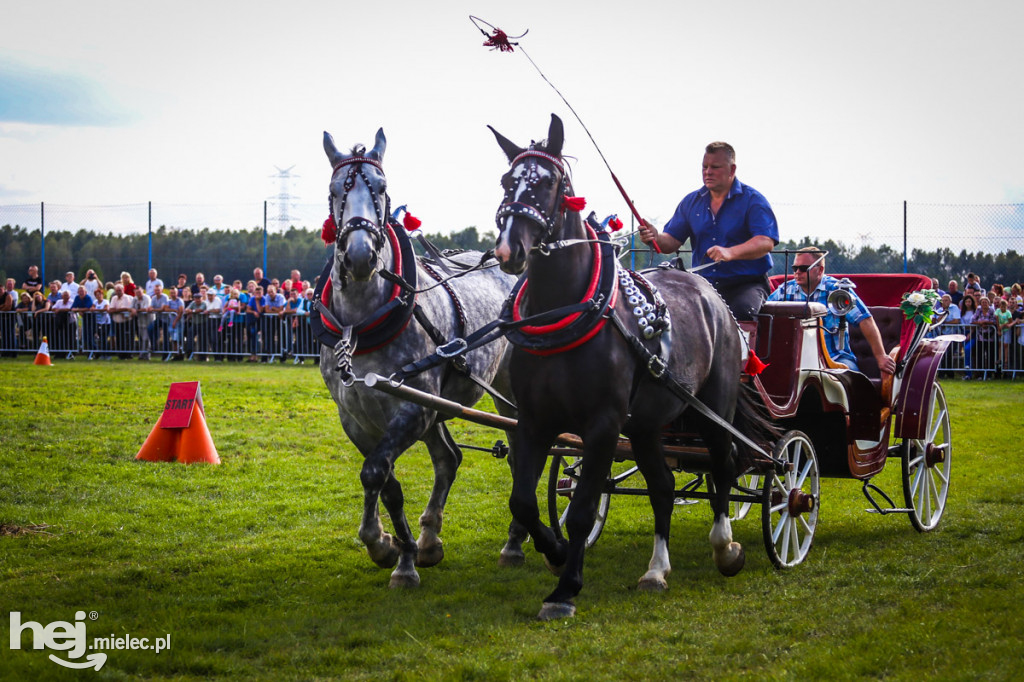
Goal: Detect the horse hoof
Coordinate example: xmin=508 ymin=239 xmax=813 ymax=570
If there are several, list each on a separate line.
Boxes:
xmin=389 ymin=569 xmax=421 ymax=588
xmin=498 ymin=549 xmax=525 ymax=568
xmin=543 ymin=555 xmax=565 ymax=576
xmin=715 ymin=542 xmax=746 ymax=577
xmin=638 ymin=575 xmax=668 ymax=592
xmin=416 ymin=543 xmax=444 ymax=568
xmin=537 ymin=602 xmax=576 ymax=621
xmin=368 ymin=536 xmax=401 ymax=569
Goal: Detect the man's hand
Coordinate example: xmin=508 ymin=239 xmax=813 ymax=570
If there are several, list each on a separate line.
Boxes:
xmin=876 ymin=352 xmax=896 ymax=376
xmin=705 ymin=245 xmax=736 ymax=262
xmin=637 ymin=219 xmax=657 ymax=245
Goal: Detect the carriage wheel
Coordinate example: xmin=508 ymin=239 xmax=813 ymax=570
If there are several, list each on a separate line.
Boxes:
xmin=546 ymin=453 xmax=612 ymax=548
xmin=900 ymin=382 xmax=952 ymax=532
xmin=762 ymin=431 xmax=819 ymax=569
xmin=731 ymin=472 xmax=762 ymax=521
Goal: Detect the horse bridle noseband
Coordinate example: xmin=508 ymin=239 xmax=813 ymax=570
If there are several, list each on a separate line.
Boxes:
xmin=330 ymin=152 xmax=389 ymax=252
xmin=495 ymin=149 xmax=572 ymax=245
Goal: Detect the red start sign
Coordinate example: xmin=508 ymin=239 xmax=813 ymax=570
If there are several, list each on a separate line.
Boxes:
xmin=160 ymin=381 xmax=204 ymax=429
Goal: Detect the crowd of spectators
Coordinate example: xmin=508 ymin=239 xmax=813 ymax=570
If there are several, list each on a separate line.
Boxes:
xmin=931 ymin=273 xmax=1024 ymax=377
xmin=0 ymin=266 xmax=321 ymax=362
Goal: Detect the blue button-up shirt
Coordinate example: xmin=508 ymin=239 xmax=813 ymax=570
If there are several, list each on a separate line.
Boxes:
xmin=767 ymin=275 xmax=872 ymax=371
xmin=663 ymin=178 xmax=779 ymax=284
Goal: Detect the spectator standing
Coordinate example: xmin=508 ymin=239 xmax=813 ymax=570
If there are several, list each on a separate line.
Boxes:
xmin=203 ymin=289 xmax=223 ymax=359
xmin=15 ymin=292 xmax=34 ymax=349
xmin=82 ymin=269 xmax=101 ymax=298
xmin=50 ymin=290 xmax=77 ymax=352
xmin=108 ymin=283 xmax=134 ymax=356
xmin=0 ymin=279 xmax=16 ymax=355
xmin=145 ymin=269 xmax=163 ymax=298
xmin=973 ymin=296 xmax=998 ymax=376
xmin=263 ymin=284 xmax=286 ymax=359
xmin=92 ymin=287 xmax=111 ymax=358
xmin=120 ymin=271 xmax=138 ymax=296
xmin=147 ymin=284 xmax=170 ymax=355
xmin=995 ymin=298 xmax=1013 ymax=370
xmin=132 ymin=287 xmax=153 ymax=359
xmin=959 ymin=295 xmax=977 ymax=379
xmin=246 ymin=285 xmax=264 ymax=361
xmin=210 ymin=274 xmax=227 ymax=299
xmin=190 ymin=273 xmax=206 ymax=298
xmin=44 ymin=281 xmax=61 ymax=308
xmin=71 ymin=285 xmax=96 ymax=356
xmin=965 ymin=272 xmax=983 ymax=294
xmin=183 ymin=288 xmax=206 ymax=357
xmin=58 ymin=271 xmax=79 ymax=297
xmin=21 ymin=265 xmax=44 ymax=295
xmin=174 ymin=274 xmax=189 ymax=297
xmin=165 ymin=287 xmax=184 ymax=356
xmin=253 ymin=267 xmax=270 ymax=290
xmin=947 ymin=280 xmax=963 ymax=307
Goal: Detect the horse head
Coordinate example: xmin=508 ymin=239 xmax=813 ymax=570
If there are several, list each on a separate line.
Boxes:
xmin=324 ymin=128 xmax=390 ymax=283
xmin=489 ymin=114 xmax=576 ymax=275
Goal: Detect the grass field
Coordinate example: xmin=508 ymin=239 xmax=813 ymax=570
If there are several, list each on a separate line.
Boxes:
xmin=1 ymin=358 xmax=1022 ymax=681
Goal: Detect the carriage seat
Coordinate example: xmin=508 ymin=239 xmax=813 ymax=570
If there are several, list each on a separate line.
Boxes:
xmin=848 ymin=306 xmax=904 ymax=381
xmin=760 ymin=301 xmax=827 ymax=319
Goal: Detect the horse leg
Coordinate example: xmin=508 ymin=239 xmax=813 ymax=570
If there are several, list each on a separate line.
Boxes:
xmin=507 ymin=427 xmax=566 ymax=570
xmin=537 ymin=428 xmax=619 ymax=621
xmin=707 ymin=440 xmax=744 ymax=577
xmin=497 ymin=427 xmax=529 ymax=567
xmin=357 ymin=409 xmax=427 ymax=584
xmin=630 ymin=431 xmax=676 ymax=591
xmin=416 ymin=422 xmax=463 ymax=568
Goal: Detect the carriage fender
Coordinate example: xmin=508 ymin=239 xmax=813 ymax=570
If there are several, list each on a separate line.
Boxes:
xmin=893 ymin=335 xmax=960 ymax=440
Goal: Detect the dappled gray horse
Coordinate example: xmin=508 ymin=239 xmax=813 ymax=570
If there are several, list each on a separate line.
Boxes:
xmin=318 ymin=128 xmax=523 ymax=587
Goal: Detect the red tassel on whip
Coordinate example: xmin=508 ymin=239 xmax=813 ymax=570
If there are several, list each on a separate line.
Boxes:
xmin=403 ymin=212 xmax=422 ymax=231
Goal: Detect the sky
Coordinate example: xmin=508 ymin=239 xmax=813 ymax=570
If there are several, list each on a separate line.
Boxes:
xmin=1 ymin=0 xmax=1022 ymax=252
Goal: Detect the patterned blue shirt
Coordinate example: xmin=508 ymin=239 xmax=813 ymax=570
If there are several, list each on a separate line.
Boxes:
xmin=663 ymin=178 xmax=779 ymax=284
xmin=767 ymin=275 xmax=872 ymax=371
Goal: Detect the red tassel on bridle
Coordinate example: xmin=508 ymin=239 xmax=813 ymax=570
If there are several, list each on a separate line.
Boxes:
xmin=402 ymin=212 xmax=422 ymax=232
xmin=608 ymin=217 xmax=624 ymax=232
xmin=321 ymin=215 xmax=337 ymax=245
xmin=562 ymin=196 xmax=586 ymax=212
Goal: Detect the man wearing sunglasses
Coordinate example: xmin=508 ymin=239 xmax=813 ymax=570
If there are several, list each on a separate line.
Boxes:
xmin=768 ymin=247 xmax=896 ymax=375
xmin=637 ymin=141 xmax=778 ymax=320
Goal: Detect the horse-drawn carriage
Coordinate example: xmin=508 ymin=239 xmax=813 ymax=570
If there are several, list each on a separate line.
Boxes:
xmin=316 ymin=117 xmax=956 ymax=619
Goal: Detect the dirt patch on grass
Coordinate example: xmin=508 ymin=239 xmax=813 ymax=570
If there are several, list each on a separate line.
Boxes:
xmin=0 ymin=523 xmax=54 ymax=537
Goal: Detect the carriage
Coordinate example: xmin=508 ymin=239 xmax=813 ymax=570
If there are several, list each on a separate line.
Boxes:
xmin=319 ymin=116 xmax=956 ymax=618
xmin=369 ymin=270 xmax=957 ymax=570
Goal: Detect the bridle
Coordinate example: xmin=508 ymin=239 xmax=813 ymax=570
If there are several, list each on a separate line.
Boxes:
xmin=495 ymin=149 xmax=572 ymax=246
xmin=329 ymin=152 xmax=389 ymax=254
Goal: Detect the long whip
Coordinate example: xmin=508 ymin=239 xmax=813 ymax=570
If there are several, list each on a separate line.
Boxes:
xmin=469 ymin=16 xmax=649 ymax=235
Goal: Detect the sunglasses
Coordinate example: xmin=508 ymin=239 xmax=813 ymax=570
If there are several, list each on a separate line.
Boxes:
xmin=792 ymin=265 xmax=814 ymax=273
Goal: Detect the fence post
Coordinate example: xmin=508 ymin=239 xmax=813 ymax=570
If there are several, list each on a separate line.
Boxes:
xmin=903 ymin=200 xmax=908 ymax=274
xmin=40 ymin=202 xmax=46 ymax=285
xmin=148 ymin=201 xmax=153 ymax=271
xmin=263 ymin=200 xmax=268 ymax=275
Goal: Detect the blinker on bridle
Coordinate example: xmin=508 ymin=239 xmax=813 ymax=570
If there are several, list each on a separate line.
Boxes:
xmin=329 ymin=151 xmax=389 ymax=252
xmin=495 ymin=149 xmax=573 ymax=245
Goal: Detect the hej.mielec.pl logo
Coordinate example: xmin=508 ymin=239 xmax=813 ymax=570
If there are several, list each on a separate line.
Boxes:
xmin=8 ymin=610 xmax=171 ymax=671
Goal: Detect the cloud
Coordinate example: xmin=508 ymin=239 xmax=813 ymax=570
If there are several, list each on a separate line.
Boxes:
xmin=0 ymin=61 xmax=133 ymax=127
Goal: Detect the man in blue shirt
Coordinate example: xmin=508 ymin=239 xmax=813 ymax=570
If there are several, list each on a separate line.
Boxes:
xmin=638 ymin=141 xmax=779 ymax=320
xmin=767 ymin=247 xmax=895 ymax=375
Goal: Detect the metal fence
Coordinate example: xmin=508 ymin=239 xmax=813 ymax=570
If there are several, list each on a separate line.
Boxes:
xmin=0 ymin=311 xmax=320 ymax=364
xmin=932 ymin=322 xmax=1024 ymax=380
xmin=2 ymin=200 xmax=1023 ymax=286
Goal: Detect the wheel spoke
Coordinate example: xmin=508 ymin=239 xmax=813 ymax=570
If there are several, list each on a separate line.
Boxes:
xmin=772 ymin=511 xmax=790 ymax=544
xmin=779 ymin=517 xmax=792 ymax=560
xmin=795 ymin=457 xmax=813 ymax=489
xmin=928 ymin=406 xmax=947 ymax=442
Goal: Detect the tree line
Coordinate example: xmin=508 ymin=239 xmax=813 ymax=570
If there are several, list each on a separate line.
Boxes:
xmin=1 ymin=223 xmax=1020 ymax=289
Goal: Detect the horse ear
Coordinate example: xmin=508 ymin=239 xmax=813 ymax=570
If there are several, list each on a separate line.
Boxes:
xmin=546 ymin=114 xmax=564 ymax=157
xmin=324 ymin=131 xmax=347 ymax=167
xmin=368 ymin=128 xmax=386 ymax=162
xmin=488 ymin=125 xmax=524 ymax=163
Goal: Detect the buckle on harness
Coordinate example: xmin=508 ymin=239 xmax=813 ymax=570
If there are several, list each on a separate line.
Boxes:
xmin=436 ymin=337 xmax=468 ymax=359
xmin=647 ymin=355 xmax=667 ymax=379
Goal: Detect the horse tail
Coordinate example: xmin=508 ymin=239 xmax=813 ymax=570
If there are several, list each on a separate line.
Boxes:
xmin=731 ymin=381 xmax=781 ymax=469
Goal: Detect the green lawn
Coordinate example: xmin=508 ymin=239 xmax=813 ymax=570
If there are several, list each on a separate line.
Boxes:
xmin=0 ymin=358 xmax=1021 ymax=681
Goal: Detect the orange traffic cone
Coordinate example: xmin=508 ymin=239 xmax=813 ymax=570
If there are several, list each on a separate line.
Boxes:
xmin=175 ymin=402 xmax=221 ymax=464
xmin=135 ymin=384 xmax=220 ymax=464
xmin=34 ymin=337 xmax=52 ymax=366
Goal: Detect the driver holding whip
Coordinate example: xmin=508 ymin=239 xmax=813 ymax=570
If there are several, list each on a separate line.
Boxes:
xmin=637 ymin=141 xmax=778 ymax=321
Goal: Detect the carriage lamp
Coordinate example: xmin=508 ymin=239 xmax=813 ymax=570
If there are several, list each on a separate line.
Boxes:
xmin=827 ymin=278 xmax=857 ymax=352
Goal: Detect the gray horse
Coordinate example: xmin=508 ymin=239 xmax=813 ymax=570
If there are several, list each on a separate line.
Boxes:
xmin=319 ymin=128 xmax=525 ymax=587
